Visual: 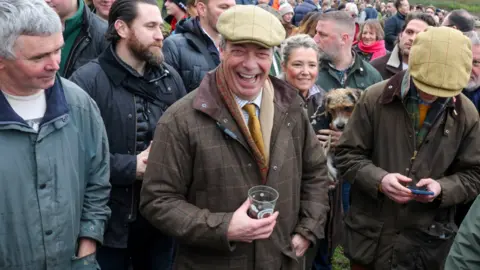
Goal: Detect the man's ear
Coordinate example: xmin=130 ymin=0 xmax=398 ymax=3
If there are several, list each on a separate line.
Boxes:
xmin=114 ymin=20 xmax=129 ymax=39
xmin=196 ymin=1 xmax=207 ymax=17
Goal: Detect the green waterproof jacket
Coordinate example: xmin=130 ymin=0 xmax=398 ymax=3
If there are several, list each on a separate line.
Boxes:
xmin=445 ymin=195 xmax=480 ymax=269
xmin=0 ymin=77 xmax=111 ymax=270
xmin=316 ymin=52 xmax=383 ymax=92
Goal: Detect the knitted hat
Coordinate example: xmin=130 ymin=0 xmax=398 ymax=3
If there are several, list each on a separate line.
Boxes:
xmin=279 ymin=3 xmax=294 ymax=17
xmin=409 ymin=27 xmax=472 ymax=98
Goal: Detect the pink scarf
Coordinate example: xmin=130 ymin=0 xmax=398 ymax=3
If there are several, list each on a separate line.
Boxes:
xmin=357 ymin=40 xmax=387 ymax=61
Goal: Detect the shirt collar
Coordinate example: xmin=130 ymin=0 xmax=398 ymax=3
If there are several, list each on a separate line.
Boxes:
xmin=235 ymin=90 xmax=263 ymax=110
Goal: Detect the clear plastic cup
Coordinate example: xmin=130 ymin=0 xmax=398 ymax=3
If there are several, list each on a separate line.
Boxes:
xmin=247 ymin=185 xmax=279 ymax=219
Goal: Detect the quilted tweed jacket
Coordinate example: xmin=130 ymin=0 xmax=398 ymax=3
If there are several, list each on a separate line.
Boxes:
xmin=140 ymin=71 xmax=330 ymax=270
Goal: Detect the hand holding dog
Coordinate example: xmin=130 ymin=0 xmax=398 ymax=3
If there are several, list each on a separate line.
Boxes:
xmin=412 ymin=178 xmax=442 ymax=203
xmin=380 ymin=173 xmax=413 ymax=204
xmin=317 ymin=129 xmax=342 ymax=147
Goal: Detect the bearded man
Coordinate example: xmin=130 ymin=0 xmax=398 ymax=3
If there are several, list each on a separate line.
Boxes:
xmin=69 ymin=0 xmax=186 ymax=269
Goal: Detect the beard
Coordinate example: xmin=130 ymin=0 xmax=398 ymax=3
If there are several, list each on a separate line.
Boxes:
xmin=465 ymin=77 xmax=480 ymax=92
xmin=127 ymin=32 xmax=164 ymax=67
xmin=318 ymin=48 xmax=335 ymax=63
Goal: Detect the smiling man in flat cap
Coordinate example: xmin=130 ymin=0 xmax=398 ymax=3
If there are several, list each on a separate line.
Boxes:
xmin=335 ymin=26 xmax=480 ymax=269
xmin=139 ymin=4 xmax=330 ymax=270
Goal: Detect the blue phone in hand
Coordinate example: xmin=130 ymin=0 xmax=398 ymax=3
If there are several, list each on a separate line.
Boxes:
xmin=408 ymin=187 xmax=434 ymax=196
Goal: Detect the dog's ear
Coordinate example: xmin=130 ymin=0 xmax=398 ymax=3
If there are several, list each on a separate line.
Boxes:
xmin=347 ymin=88 xmax=362 ymax=103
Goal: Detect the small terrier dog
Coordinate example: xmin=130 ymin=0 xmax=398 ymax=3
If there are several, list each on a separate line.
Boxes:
xmin=311 ymin=88 xmax=362 ymax=185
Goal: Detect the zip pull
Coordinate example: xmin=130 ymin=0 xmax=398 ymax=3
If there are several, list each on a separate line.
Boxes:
xmin=410 ymin=150 xmax=418 ymax=164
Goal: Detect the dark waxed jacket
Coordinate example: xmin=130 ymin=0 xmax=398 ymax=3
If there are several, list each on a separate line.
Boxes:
xmin=69 ymin=45 xmax=186 ymax=248
xmin=335 ymin=70 xmax=480 ymax=269
xmin=384 ymin=12 xmax=406 ymax=52
xmin=163 ymin=18 xmax=220 ymax=92
xmin=61 ymin=3 xmax=109 ymax=78
xmin=292 ymin=0 xmax=320 ymax=26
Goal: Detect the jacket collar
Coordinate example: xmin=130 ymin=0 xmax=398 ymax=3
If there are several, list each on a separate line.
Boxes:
xmin=380 ymin=70 xmax=460 ymax=110
xmin=386 ymin=45 xmax=403 ymax=71
xmin=98 ymin=44 xmax=169 ymax=86
xmin=320 ymin=51 xmax=367 ymax=77
xmin=192 ymin=70 xmax=299 ymax=120
xmin=0 ymin=75 xmax=69 ymax=126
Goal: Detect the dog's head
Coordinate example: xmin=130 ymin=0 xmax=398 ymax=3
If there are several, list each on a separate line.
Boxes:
xmin=324 ymin=88 xmax=361 ymax=131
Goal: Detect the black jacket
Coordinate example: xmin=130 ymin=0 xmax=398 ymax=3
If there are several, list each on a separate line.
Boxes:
xmin=69 ymin=45 xmax=187 ymax=248
xmin=384 ymin=12 xmax=406 ymax=52
xmin=62 ymin=4 xmax=109 ymax=78
xmin=163 ymin=17 xmax=220 ymax=92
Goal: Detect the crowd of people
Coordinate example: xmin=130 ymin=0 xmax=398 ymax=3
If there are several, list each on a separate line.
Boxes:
xmin=1 ymin=0 xmax=480 ymax=269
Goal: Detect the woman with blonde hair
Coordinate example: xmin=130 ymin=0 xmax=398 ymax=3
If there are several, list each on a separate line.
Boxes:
xmin=292 ymin=11 xmax=322 ymax=37
xmin=353 ymin=19 xmax=386 ymax=61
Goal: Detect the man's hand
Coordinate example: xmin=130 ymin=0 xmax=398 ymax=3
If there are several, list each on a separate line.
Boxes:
xmin=316 ymin=129 xmax=342 ymax=147
xmin=136 ymin=143 xmax=151 ymax=180
xmin=77 ymin=238 xmax=97 ymax=258
xmin=380 ymin=173 xmax=413 ymax=204
xmin=227 ymin=199 xmax=279 ymax=243
xmin=413 ymin=178 xmax=442 ymax=203
xmin=291 ymin=234 xmax=310 ymax=257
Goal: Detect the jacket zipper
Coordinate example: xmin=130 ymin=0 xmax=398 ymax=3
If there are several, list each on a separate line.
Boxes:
xmin=128 ymin=95 xmax=137 ymax=220
xmin=64 ymin=35 xmax=88 ymax=77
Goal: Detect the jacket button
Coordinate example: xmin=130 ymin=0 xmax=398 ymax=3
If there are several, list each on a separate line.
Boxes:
xmin=128 ymin=114 xmax=133 ymax=119
xmin=167 ymin=87 xmax=171 ymax=91
xmin=45 ymin=230 xmax=53 ymax=236
xmin=273 ymin=166 xmax=278 ymax=171
xmin=287 ymin=123 xmax=291 ymax=127
xmin=405 ymin=168 xmax=409 ymax=172
xmin=388 ymin=85 xmax=393 ymax=89
xmin=248 ymin=163 xmax=252 ymax=167
xmin=223 ymin=119 xmax=228 ymax=123
xmin=39 ymin=184 xmax=46 ymax=189
xmin=445 ymin=130 xmax=450 ymax=134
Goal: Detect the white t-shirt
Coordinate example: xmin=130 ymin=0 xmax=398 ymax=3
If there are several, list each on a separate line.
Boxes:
xmin=3 ymin=90 xmax=47 ymax=132
xmin=402 ymin=62 xmax=408 ymax=70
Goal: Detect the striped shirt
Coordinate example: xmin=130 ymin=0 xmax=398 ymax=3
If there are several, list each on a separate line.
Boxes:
xmin=234 ymin=90 xmax=263 ymax=125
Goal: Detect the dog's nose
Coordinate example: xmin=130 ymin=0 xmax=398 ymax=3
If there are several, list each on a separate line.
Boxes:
xmin=336 ymin=123 xmax=345 ymax=130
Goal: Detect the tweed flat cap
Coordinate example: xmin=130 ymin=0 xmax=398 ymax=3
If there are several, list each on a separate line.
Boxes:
xmin=409 ymin=26 xmax=472 ymax=98
xmin=217 ymin=5 xmax=286 ymax=48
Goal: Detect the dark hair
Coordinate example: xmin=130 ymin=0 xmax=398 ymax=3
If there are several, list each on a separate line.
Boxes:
xmin=105 ymin=0 xmax=158 ymax=43
xmin=401 ymin=12 xmax=437 ymax=32
xmin=445 ymin=9 xmax=475 ymax=32
xmin=394 ymin=0 xmax=402 ymax=10
xmin=337 ymin=3 xmax=346 ymax=11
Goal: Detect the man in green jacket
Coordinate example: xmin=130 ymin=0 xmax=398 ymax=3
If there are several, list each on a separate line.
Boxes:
xmin=446 ymin=195 xmax=480 ymax=269
xmin=0 ymin=0 xmax=111 ymax=269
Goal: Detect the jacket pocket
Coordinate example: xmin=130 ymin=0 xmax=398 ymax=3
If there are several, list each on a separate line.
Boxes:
xmin=343 ymin=210 xmax=384 ymax=265
xmin=405 ymin=222 xmax=456 ymax=269
xmin=71 ymin=252 xmax=100 ymax=270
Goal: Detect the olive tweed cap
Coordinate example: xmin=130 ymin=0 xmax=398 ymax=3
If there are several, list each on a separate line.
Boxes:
xmin=217 ymin=5 xmax=286 ymax=48
xmin=409 ymin=26 xmax=472 ymax=97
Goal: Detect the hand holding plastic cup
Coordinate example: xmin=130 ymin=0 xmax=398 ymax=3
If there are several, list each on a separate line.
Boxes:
xmin=247 ymin=185 xmax=279 ymax=219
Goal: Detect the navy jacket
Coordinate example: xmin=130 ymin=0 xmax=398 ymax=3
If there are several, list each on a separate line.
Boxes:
xmin=292 ymin=0 xmax=320 ymax=26
xmin=384 ymin=12 xmax=406 ymax=51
